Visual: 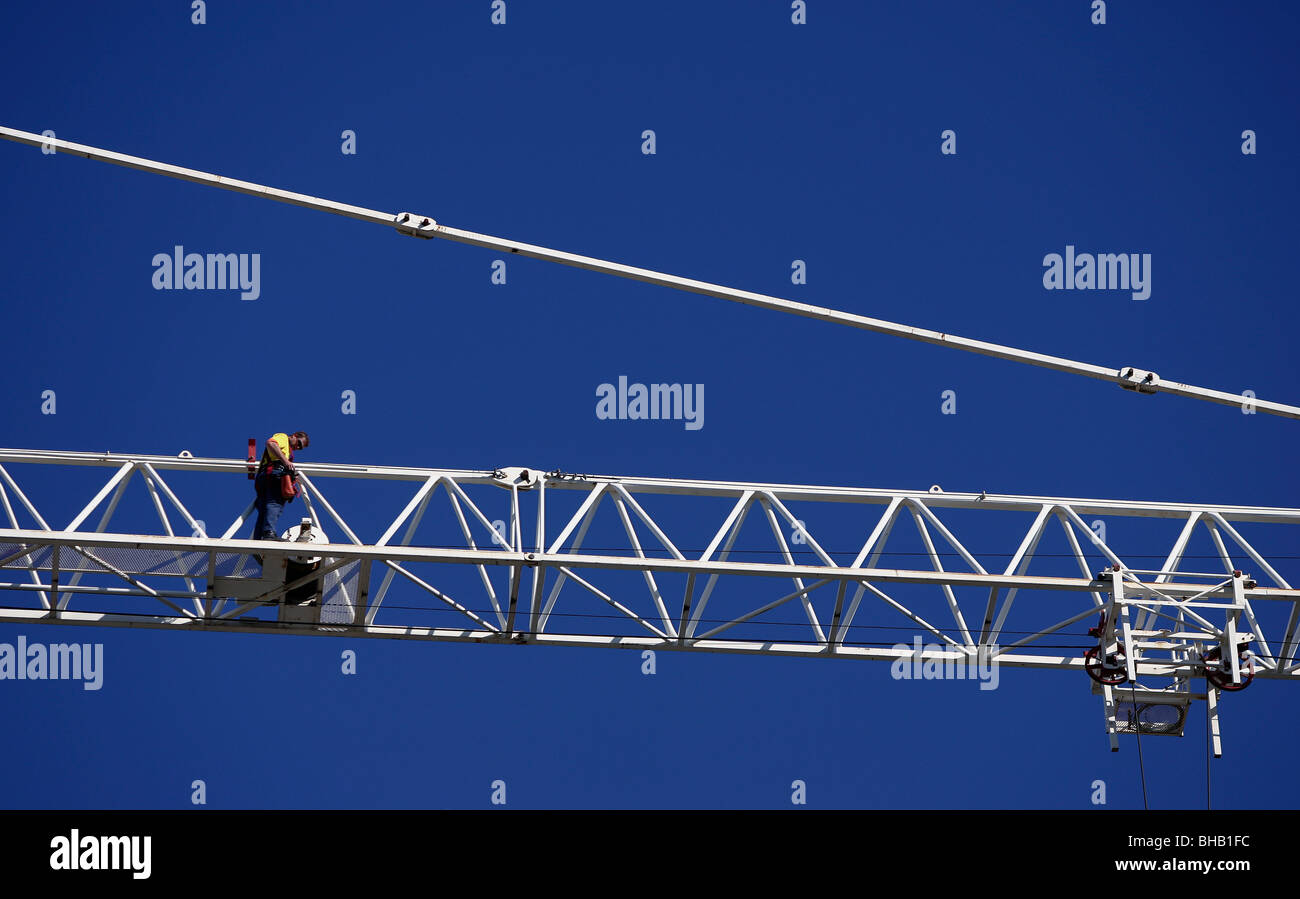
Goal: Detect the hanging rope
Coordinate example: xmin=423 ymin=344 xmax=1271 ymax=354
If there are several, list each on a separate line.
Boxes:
xmin=1131 ymin=686 xmax=1150 ymax=809
xmin=1206 ymin=688 xmax=1213 ymax=811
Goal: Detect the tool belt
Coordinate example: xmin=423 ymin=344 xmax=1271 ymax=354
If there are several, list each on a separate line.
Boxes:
xmin=257 ymin=463 xmax=298 ymax=502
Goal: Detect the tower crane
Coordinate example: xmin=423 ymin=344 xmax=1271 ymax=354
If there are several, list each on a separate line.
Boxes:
xmin=1 ymin=127 xmax=1295 ymax=756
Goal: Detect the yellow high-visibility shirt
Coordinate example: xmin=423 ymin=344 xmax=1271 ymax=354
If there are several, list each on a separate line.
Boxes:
xmin=260 ymin=433 xmax=292 ymax=469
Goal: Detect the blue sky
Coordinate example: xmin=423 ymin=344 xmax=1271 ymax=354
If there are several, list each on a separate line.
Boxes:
xmin=0 ymin=0 xmax=1297 ymax=809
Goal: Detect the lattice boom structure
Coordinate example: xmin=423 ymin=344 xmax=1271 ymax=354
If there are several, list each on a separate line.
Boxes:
xmin=0 ymin=447 xmax=1296 ymax=751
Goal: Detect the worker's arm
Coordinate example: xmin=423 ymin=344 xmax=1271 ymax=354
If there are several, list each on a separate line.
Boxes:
xmin=265 ymin=436 xmax=296 ymax=476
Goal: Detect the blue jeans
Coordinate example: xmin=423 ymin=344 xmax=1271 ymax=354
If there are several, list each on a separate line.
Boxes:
xmin=252 ymin=469 xmax=288 ymax=540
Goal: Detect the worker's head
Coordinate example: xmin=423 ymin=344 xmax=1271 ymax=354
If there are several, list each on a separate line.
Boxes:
xmin=290 ymin=431 xmax=310 ymax=451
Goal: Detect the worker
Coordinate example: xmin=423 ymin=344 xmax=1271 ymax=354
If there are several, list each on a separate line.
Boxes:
xmin=251 ymin=431 xmax=310 ymax=541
